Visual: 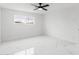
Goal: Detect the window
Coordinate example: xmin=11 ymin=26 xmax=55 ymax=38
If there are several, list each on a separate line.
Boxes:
xmin=14 ymin=15 xmax=35 ymax=24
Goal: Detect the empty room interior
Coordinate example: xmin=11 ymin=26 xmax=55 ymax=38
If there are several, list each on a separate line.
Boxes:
xmin=0 ymin=3 xmax=79 ymax=55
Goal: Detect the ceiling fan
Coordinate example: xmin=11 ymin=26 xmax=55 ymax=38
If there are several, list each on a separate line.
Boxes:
xmin=32 ymin=3 xmax=50 ymax=11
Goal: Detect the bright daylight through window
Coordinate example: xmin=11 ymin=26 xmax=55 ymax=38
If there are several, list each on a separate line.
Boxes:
xmin=14 ymin=15 xmax=35 ymax=24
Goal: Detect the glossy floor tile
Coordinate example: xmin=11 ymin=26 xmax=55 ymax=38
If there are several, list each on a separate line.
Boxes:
xmin=0 ymin=36 xmax=79 ymax=55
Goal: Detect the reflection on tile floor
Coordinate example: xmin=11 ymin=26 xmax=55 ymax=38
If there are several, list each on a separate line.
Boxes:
xmin=0 ymin=36 xmax=79 ymax=55
xmin=13 ymin=48 xmax=34 ymax=55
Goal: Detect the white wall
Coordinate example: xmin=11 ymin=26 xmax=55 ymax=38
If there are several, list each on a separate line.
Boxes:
xmin=45 ymin=4 xmax=79 ymax=43
xmin=0 ymin=8 xmax=1 ymax=43
xmin=1 ymin=8 xmax=44 ymax=42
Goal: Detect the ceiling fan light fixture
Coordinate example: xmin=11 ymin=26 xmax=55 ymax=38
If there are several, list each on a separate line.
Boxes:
xmin=38 ymin=8 xmax=42 ymax=10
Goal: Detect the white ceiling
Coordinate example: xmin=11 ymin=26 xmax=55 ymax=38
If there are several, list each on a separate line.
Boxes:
xmin=0 ymin=3 xmax=79 ymax=14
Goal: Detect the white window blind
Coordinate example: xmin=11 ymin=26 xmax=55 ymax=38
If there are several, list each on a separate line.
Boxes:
xmin=14 ymin=15 xmax=35 ymax=24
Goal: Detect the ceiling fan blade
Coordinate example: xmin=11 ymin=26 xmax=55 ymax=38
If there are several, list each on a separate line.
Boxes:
xmin=42 ymin=7 xmax=47 ymax=11
xmin=34 ymin=7 xmax=39 ymax=10
xmin=32 ymin=4 xmax=38 ymax=7
xmin=42 ymin=4 xmax=49 ymax=7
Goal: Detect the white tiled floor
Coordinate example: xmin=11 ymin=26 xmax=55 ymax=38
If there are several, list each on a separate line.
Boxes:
xmin=13 ymin=48 xmax=35 ymax=55
xmin=0 ymin=35 xmax=79 ymax=55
